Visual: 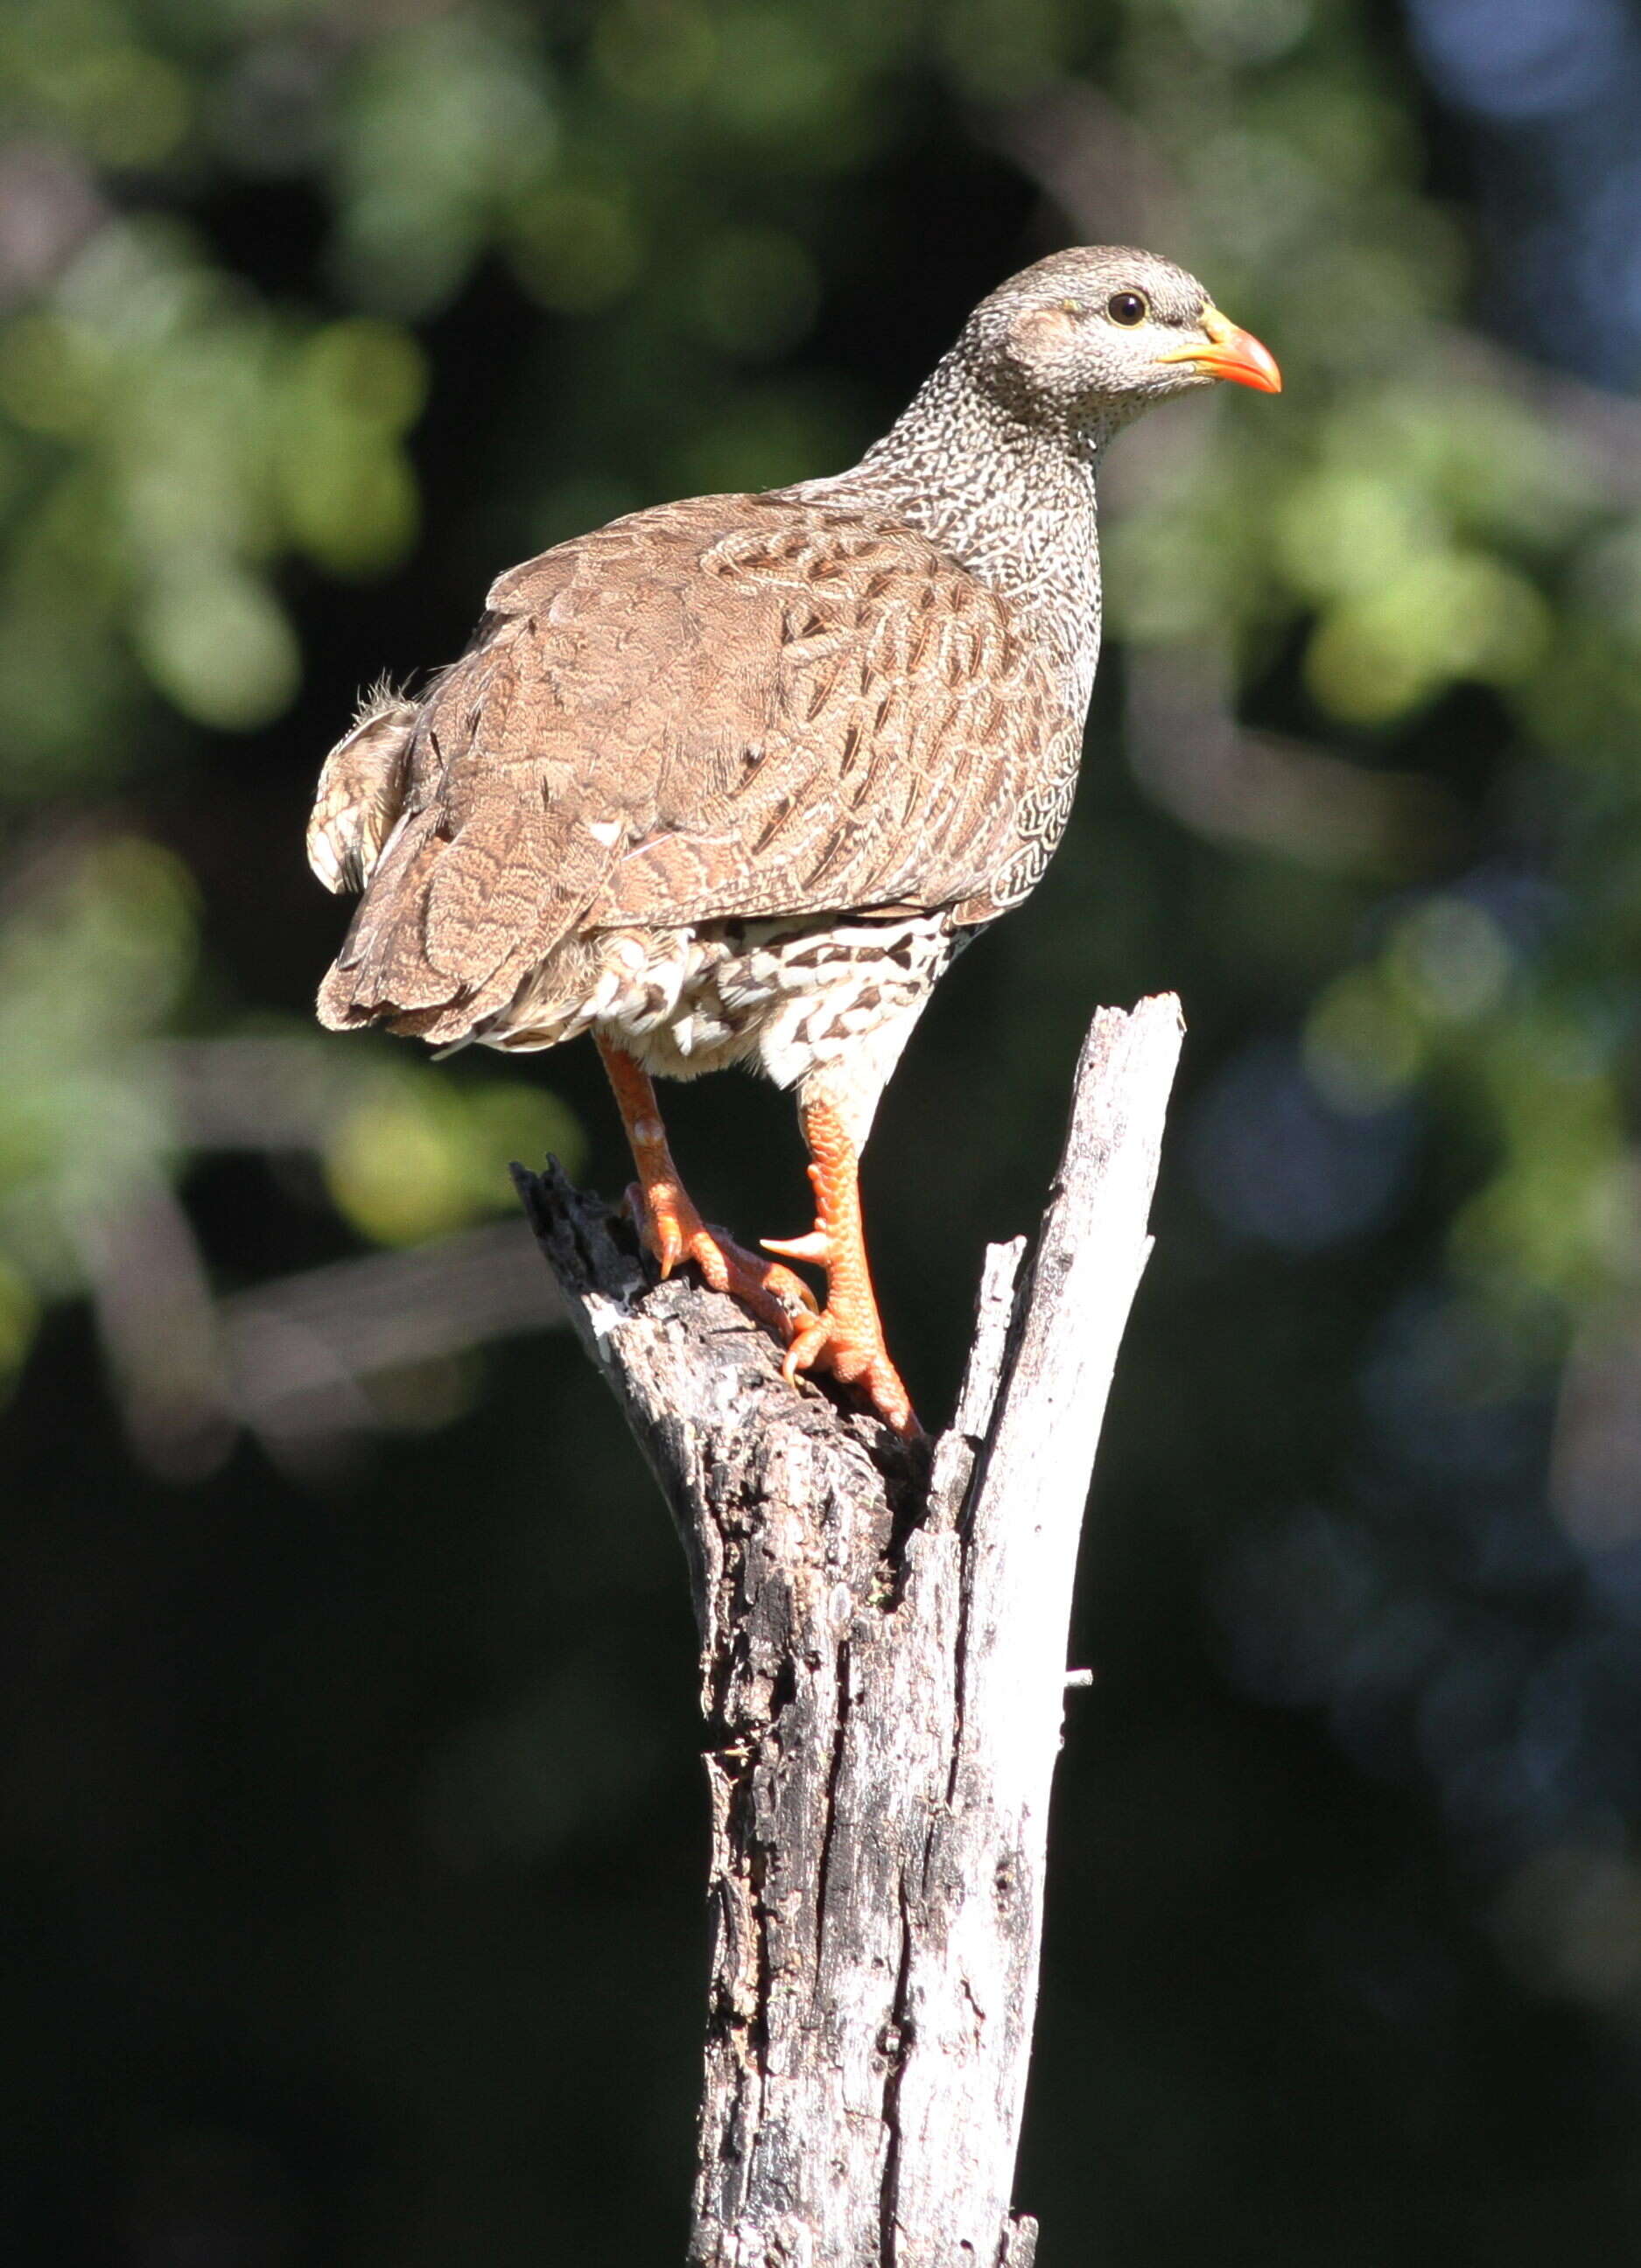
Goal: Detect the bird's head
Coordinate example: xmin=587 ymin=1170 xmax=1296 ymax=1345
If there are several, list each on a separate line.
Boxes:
xmin=963 ymin=246 xmax=1281 ymax=437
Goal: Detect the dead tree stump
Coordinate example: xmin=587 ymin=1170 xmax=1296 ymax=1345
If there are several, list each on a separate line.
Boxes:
xmin=514 ymin=995 xmax=1184 ymax=2267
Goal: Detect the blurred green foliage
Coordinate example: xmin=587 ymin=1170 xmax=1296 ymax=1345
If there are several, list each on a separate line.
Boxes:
xmin=6 ymin=0 xmax=1641 ymax=2262
xmin=7 ymin=0 xmax=1639 ymax=1390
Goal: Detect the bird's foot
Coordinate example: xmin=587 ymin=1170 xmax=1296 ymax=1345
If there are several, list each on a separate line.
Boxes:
xmin=775 ymin=1304 xmax=920 ymax=1438
xmin=625 ymin=1181 xmax=817 ymax=1340
xmin=763 ymin=1222 xmax=918 ymax=1437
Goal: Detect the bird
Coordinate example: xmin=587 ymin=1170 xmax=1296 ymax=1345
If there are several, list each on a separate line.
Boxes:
xmin=307 ymin=246 xmax=1280 ymax=1438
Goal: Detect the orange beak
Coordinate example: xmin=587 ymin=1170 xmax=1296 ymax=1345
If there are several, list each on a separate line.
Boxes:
xmin=1155 ymin=305 xmax=1282 ymax=394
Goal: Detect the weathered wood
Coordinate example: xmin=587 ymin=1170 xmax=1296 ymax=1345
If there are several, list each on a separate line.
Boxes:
xmin=513 ymin=994 xmax=1184 ymax=2266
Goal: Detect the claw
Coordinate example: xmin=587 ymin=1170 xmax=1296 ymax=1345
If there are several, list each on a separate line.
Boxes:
xmin=624 ymin=1180 xmax=684 ymax=1276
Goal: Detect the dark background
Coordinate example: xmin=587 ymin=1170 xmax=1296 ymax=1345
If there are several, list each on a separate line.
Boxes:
xmin=6 ymin=0 xmax=1641 ymax=2260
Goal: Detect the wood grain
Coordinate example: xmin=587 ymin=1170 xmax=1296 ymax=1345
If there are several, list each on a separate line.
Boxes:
xmin=513 ymin=994 xmax=1184 ymax=2265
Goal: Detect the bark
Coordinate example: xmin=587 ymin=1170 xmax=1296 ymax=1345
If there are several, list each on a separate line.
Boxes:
xmin=513 ymin=994 xmax=1184 ymax=2267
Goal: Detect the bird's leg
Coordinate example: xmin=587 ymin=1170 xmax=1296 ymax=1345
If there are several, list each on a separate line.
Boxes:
xmin=596 ymin=1040 xmax=817 ymax=1340
xmin=762 ymin=1097 xmax=918 ymax=1438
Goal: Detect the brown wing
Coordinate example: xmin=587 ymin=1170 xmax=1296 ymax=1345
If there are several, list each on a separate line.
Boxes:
xmin=312 ymin=578 xmax=626 ymax=1038
xmin=584 ymin=495 xmax=1070 ymax=930
xmin=312 ymin=490 xmax=1071 ymax=1044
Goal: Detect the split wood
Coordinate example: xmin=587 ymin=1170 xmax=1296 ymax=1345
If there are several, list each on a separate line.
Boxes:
xmin=514 ymin=993 xmax=1184 ymax=2267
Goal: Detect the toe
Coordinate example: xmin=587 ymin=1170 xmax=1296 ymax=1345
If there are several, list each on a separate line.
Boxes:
xmin=864 ymin=1364 xmax=920 ymax=1438
xmin=688 ymin=1225 xmax=818 ymax=1337
xmin=761 ymin=1229 xmax=832 ymax=1265
xmin=782 ymin=1313 xmax=834 ymax=1386
xmin=779 ymin=1309 xmax=920 ymax=1437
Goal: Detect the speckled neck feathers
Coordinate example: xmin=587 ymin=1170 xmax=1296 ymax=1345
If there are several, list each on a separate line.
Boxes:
xmin=797 ymin=340 xmax=1107 ymax=700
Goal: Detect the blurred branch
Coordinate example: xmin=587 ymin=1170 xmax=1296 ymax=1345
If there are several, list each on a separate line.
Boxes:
xmin=0 ymin=140 xmax=106 ymax=302
xmin=40 ymin=1040 xmax=567 ymax=1472
xmin=1550 ymin=1291 xmax=1641 ymax=1555
xmin=162 ymin=1036 xmax=359 ymax=1148
xmin=515 ymin=997 xmax=1182 ymax=2268
xmin=1125 ymin=642 xmax=1462 ymax=873
xmin=219 ymin=1222 xmax=564 ymax=1460
xmin=983 ymin=81 xmax=1184 ymax=253
xmin=71 ymin=1167 xmax=233 ymax=1482
xmin=73 ymin=1180 xmax=564 ymax=1473
xmin=1440 ymin=326 xmax=1641 ymax=505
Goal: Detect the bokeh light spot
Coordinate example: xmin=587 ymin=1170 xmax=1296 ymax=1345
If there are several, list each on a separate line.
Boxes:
xmin=1305 ymin=970 xmax=1423 ymax=1112
xmin=509 ymin=187 xmax=643 ymax=314
xmin=135 ymin=565 xmax=300 ymax=731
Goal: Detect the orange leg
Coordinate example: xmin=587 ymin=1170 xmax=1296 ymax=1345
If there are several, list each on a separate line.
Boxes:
xmin=763 ymin=1097 xmax=919 ymax=1438
xmin=597 ymin=1040 xmax=817 ymax=1342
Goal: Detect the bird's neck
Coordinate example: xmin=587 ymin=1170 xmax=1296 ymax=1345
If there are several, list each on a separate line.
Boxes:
xmin=804 ymin=348 xmax=1110 ymax=686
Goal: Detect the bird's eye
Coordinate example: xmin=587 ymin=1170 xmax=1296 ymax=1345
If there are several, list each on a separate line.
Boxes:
xmin=1106 ymin=290 xmax=1149 ymax=326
